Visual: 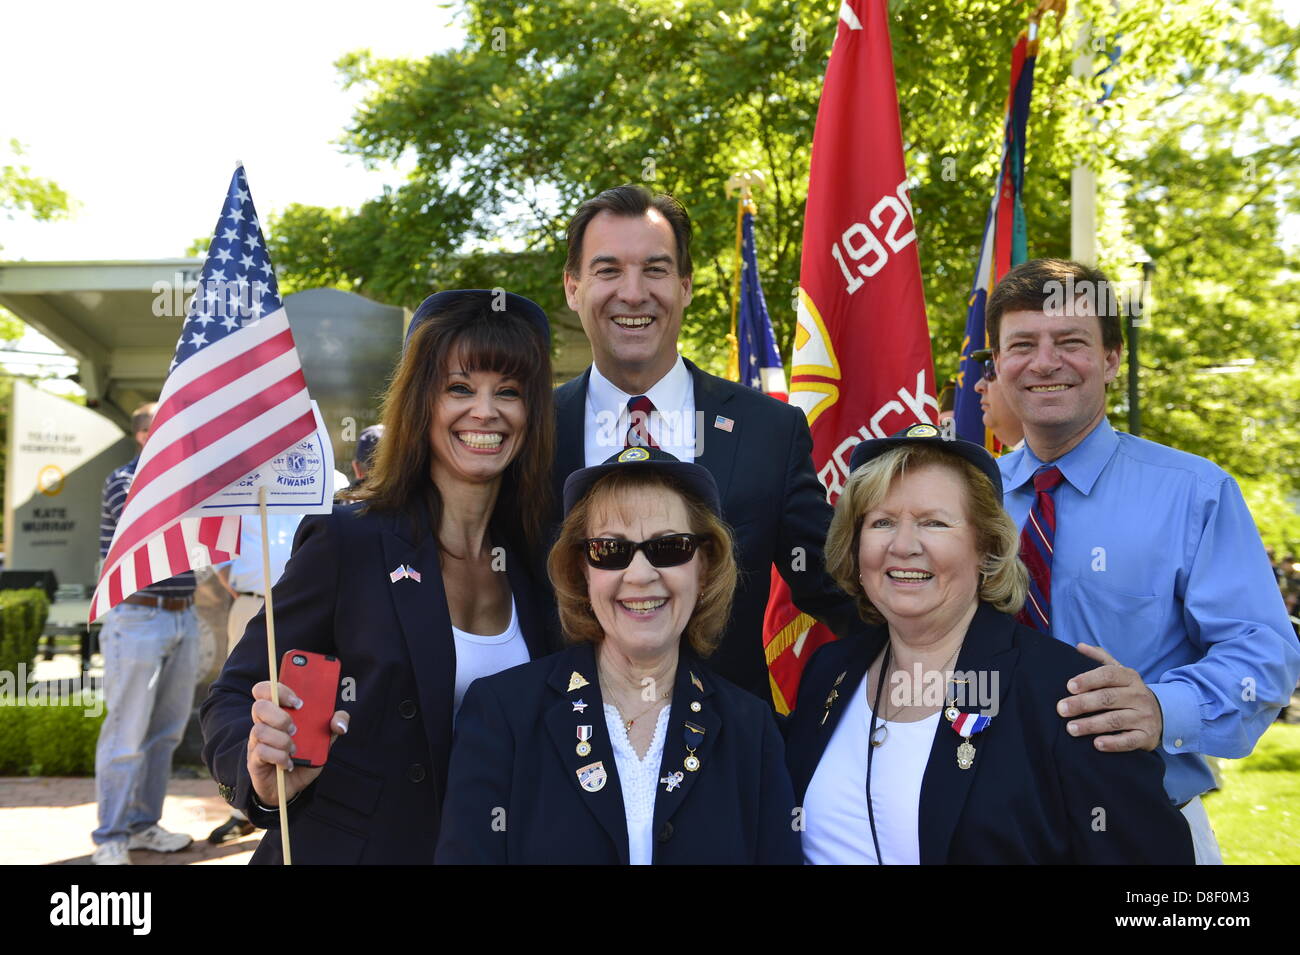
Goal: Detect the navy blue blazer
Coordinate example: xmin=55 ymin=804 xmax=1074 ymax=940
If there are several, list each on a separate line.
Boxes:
xmin=553 ymin=360 xmax=867 ymax=702
xmin=199 ymin=502 xmax=549 ymax=865
xmin=785 ymin=603 xmax=1194 ymax=864
xmin=434 ymin=643 xmax=802 ymax=864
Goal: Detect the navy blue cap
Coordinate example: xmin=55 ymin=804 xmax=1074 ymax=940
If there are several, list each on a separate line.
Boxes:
xmin=404 ymin=289 xmax=550 ymax=350
xmin=563 ymin=447 xmax=721 ymax=517
xmin=354 ymin=424 xmax=384 ymax=467
xmin=848 ymin=422 xmax=1004 ymax=497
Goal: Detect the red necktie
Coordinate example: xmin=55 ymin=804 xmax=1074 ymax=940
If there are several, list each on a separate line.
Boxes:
xmin=1016 ymin=466 xmax=1064 ymax=633
xmin=625 ymin=395 xmax=658 ymax=448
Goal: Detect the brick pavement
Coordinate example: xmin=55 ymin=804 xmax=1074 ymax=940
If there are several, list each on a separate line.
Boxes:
xmin=0 ymin=774 xmax=261 ymax=865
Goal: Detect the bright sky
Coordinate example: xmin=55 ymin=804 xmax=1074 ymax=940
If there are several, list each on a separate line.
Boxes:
xmin=1 ymin=0 xmax=463 ymax=262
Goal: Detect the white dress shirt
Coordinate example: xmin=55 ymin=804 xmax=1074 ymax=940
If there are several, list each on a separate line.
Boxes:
xmin=583 ymin=356 xmax=697 ymax=465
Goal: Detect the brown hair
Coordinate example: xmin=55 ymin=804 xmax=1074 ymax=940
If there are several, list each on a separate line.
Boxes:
xmin=986 ymin=258 xmax=1123 ymax=354
xmin=348 ymin=294 xmax=554 ymax=554
xmin=548 ymin=470 xmax=735 ymax=656
xmin=825 ymin=444 xmax=1027 ymax=624
xmin=564 ymin=184 xmax=694 ymax=278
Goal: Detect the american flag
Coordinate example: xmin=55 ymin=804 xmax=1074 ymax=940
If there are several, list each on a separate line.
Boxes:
xmin=90 ymin=165 xmax=317 ymax=622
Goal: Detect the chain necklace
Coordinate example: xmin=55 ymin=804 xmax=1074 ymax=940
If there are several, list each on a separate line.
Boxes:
xmin=869 ymin=642 xmax=961 ymax=747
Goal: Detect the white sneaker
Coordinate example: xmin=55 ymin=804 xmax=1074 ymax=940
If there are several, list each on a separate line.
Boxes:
xmin=92 ymin=841 xmax=132 ymax=865
xmin=127 ymin=825 xmax=193 ymax=853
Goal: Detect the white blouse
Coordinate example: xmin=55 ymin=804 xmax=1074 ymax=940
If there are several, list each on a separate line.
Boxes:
xmin=801 ymin=673 xmax=941 ymax=865
xmin=603 ymin=702 xmax=671 ymax=866
xmin=451 ymin=597 xmax=529 ymax=717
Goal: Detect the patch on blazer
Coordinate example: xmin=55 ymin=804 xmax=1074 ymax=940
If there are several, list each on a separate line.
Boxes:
xmin=576 ymin=761 xmax=607 ymax=792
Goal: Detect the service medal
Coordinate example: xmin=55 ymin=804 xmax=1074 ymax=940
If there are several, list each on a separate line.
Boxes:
xmin=576 ymin=725 xmax=592 ymax=757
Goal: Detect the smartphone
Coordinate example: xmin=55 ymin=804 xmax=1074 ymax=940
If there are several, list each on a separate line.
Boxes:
xmin=279 ymin=650 xmax=341 ymax=768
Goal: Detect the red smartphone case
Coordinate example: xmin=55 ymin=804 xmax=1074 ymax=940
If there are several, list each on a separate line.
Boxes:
xmin=279 ymin=650 xmax=341 ymax=768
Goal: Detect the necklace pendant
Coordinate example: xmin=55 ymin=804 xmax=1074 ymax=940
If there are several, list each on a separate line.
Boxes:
xmin=957 ymin=739 xmax=976 ymax=770
xmin=870 ymin=724 xmax=888 ymax=748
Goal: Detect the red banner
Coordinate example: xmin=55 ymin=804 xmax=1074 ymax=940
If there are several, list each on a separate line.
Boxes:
xmin=764 ymin=0 xmax=937 ymax=713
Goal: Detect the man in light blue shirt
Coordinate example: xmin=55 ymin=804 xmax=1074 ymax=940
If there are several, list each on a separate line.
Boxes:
xmin=986 ymin=258 xmax=1300 ymax=863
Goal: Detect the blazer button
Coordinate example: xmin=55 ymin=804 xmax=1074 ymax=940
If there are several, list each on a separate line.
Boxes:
xmin=656 ymin=821 xmax=674 ymax=843
xmin=399 ymin=699 xmax=418 ymax=719
xmin=407 ymin=763 xmax=426 ymax=783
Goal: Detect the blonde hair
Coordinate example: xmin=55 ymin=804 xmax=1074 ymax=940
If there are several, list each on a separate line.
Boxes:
xmin=547 ymin=470 xmax=736 ymax=656
xmin=825 ymin=445 xmax=1027 ymax=623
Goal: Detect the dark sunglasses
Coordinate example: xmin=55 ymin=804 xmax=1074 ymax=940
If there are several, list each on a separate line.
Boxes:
xmin=583 ymin=534 xmax=705 ymax=570
xmin=980 ymin=359 xmax=997 ymax=382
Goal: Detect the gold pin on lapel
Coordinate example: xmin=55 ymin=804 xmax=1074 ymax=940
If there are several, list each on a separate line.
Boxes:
xmin=690 ymin=671 xmax=703 ymax=692
xmin=567 ymin=671 xmax=589 ymax=692
xmin=833 ymin=670 xmax=847 ymax=687
xmin=821 ymin=688 xmax=840 ymax=726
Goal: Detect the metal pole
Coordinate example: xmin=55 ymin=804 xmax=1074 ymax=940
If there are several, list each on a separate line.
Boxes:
xmin=1127 ymin=303 xmax=1140 ymax=437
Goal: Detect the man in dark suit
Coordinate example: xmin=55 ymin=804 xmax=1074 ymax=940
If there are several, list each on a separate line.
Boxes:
xmin=552 ymin=184 xmax=865 ymax=701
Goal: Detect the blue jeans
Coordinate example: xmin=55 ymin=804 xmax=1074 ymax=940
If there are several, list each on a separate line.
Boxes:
xmin=92 ymin=602 xmax=200 ymax=846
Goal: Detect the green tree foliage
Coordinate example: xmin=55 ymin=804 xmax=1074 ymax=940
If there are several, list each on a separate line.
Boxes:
xmin=1 ymin=139 xmax=72 ymax=235
xmin=269 ymin=0 xmax=1300 ymax=548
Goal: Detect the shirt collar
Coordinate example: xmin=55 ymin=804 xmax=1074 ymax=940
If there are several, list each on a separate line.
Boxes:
xmin=1006 ymin=416 xmax=1119 ymax=495
xmin=587 ymin=354 xmax=689 ymax=416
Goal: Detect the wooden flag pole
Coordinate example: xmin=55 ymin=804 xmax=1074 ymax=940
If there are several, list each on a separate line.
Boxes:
xmin=258 ymin=486 xmax=292 ymax=865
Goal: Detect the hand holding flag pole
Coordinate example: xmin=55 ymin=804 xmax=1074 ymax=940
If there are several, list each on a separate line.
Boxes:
xmin=257 ymin=485 xmax=292 ymax=864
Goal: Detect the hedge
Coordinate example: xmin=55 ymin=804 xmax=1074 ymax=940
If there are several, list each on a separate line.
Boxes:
xmin=0 ymin=588 xmax=51 ymax=678
xmin=0 ymin=693 xmax=104 ymax=776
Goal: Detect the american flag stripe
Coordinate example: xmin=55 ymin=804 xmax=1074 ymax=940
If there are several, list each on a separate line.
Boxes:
xmin=128 ymin=360 xmax=307 ymax=503
xmin=147 ymin=324 xmax=298 ymax=437
xmin=91 ymin=166 xmax=317 ymax=623
xmin=100 ymin=404 xmax=314 ymax=576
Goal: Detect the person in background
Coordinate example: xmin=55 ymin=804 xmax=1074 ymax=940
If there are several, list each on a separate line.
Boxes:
xmin=349 ymin=424 xmax=384 ymax=489
xmin=936 ymin=377 xmax=957 ymax=429
xmin=970 ymin=347 xmax=1024 ymax=450
xmin=92 ymin=403 xmax=200 ymax=865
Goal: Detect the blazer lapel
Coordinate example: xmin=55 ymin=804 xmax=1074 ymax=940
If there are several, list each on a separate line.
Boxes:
xmin=379 ymin=511 xmax=456 ymax=803
xmin=650 ymin=652 xmax=721 ymax=851
xmin=917 ymin=604 xmax=1020 ymax=864
xmin=552 ymin=369 xmax=590 ymax=510
xmin=791 ymin=636 xmax=877 ymax=798
xmin=543 ymin=645 xmax=630 ymax=863
xmin=686 ymin=360 xmax=740 ymax=502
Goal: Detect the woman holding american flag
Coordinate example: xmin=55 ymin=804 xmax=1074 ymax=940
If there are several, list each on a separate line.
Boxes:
xmin=200 ymin=289 xmax=556 ymax=864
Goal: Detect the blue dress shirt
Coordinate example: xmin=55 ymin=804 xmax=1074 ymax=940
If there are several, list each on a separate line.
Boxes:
xmin=999 ymin=417 xmax=1300 ymax=806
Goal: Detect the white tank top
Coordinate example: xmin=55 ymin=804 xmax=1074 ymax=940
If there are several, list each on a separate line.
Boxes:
xmin=451 ymin=597 xmax=529 ymax=716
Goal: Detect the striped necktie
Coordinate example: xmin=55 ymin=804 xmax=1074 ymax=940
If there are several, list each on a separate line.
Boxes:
xmin=1016 ymin=465 xmax=1064 ymax=633
xmin=625 ymin=395 xmax=658 ymax=448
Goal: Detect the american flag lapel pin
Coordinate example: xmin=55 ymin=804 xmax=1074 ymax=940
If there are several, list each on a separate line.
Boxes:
xmin=404 ymin=564 xmax=422 ymax=583
xmin=389 ymin=565 xmax=407 ymax=583
xmin=714 ymin=415 xmax=734 ymax=433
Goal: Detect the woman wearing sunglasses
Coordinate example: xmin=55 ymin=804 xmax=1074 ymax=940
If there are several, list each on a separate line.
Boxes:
xmin=435 ymin=447 xmax=801 ymax=864
xmin=200 ymin=290 xmax=555 ymax=864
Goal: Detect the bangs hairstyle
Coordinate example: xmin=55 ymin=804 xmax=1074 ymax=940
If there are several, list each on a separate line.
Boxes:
xmin=825 ymin=444 xmax=1027 ymax=624
xmin=548 ymin=470 xmax=736 ymax=656
xmin=348 ymin=294 xmax=555 ymax=554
